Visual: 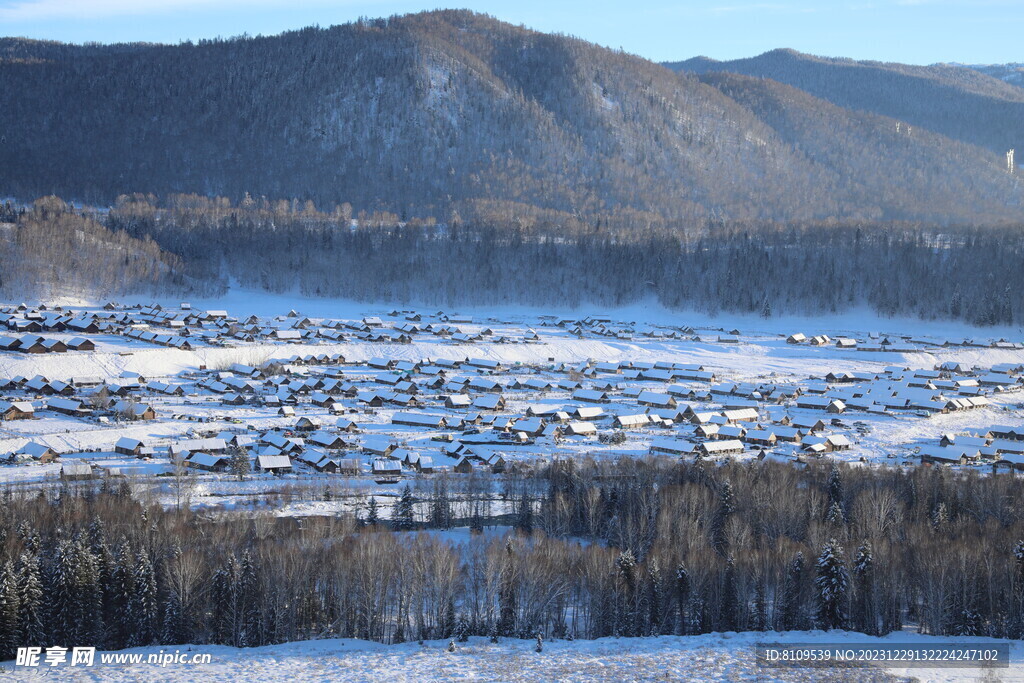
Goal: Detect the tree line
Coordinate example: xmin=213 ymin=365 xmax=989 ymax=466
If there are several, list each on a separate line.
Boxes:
xmin=0 ymin=458 xmax=1022 ymax=656
xmin=104 ymin=194 xmax=1024 ymax=325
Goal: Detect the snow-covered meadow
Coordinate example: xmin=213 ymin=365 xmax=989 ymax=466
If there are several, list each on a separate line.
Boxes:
xmin=16 ymin=630 xmax=1023 ymax=682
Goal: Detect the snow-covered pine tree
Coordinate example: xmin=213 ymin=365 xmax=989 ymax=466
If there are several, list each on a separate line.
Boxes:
xmin=514 ymin=491 xmax=533 ymax=535
xmin=711 ymin=480 xmax=736 ymax=553
xmin=455 ymin=614 xmax=470 ymax=642
xmin=229 ymin=446 xmax=250 ymax=481
xmin=827 ymin=466 xmax=844 ymax=507
xmin=815 ymin=539 xmax=849 ymax=630
xmin=441 ymin=596 xmax=456 ymax=639
xmin=47 ymin=538 xmax=78 ymax=647
xmin=0 ymin=559 xmax=20 ymax=660
xmin=675 ymin=563 xmax=690 ymax=635
xmin=647 ymin=558 xmax=667 ymax=635
xmin=392 ymin=485 xmax=416 ymax=531
xmin=752 ymin=578 xmax=768 ymax=632
xmin=779 ymin=552 xmax=804 ymax=631
xmin=852 ymin=542 xmax=876 ymax=635
xmin=826 ymin=500 xmax=846 ymax=527
xmin=128 ymin=548 xmax=158 ymax=647
xmin=161 ymin=589 xmax=185 ymax=645
xmin=113 ymin=540 xmax=136 ymax=649
xmin=365 ymin=496 xmax=380 ymax=526
xmin=535 ymin=632 xmax=543 ymax=653
xmin=74 ymin=538 xmax=104 ymax=646
xmin=616 ymin=549 xmax=637 ymax=636
xmin=16 ymin=551 xmax=44 ymax=648
xmin=720 ymin=556 xmax=739 ymax=632
xmin=931 ymin=502 xmax=949 ymax=530
xmin=240 ymin=551 xmax=262 ymax=647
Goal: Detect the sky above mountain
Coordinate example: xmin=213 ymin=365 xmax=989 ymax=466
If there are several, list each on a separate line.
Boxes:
xmin=0 ymin=0 xmax=1020 ymax=65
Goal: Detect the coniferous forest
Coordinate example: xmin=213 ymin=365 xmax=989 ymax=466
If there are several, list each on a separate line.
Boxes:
xmin=0 ymin=459 xmax=1021 ymax=654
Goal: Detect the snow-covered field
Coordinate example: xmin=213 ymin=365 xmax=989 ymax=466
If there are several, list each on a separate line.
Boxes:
xmin=12 ymin=631 xmax=1022 ymax=682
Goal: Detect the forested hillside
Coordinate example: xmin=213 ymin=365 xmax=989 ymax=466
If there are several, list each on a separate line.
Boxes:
xmin=1 ymin=11 xmax=1021 ymax=226
xmin=667 ymin=49 xmax=1024 ymax=158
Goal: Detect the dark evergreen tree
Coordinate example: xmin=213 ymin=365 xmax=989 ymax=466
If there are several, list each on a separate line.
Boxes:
xmin=852 ymin=542 xmax=876 ymax=635
xmin=392 ymin=486 xmax=416 ymax=531
xmin=720 ymin=556 xmax=739 ymax=632
xmin=815 ymin=540 xmax=848 ymax=630
xmin=161 ymin=589 xmax=186 ymax=645
xmin=675 ymin=563 xmax=690 ymax=635
xmin=365 ymin=497 xmax=380 ymax=526
xmin=779 ymin=552 xmax=805 ymax=631
xmin=128 ymin=548 xmax=158 ymax=646
xmin=0 ymin=559 xmax=20 ymax=660
xmin=711 ymin=480 xmax=735 ymax=554
xmin=16 ymin=552 xmax=44 ymax=648
xmin=47 ymin=538 xmax=78 ymax=647
xmin=239 ymin=551 xmax=262 ymax=647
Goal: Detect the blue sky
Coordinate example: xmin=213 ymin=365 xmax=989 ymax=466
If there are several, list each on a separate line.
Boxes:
xmin=0 ymin=0 xmax=1020 ymax=65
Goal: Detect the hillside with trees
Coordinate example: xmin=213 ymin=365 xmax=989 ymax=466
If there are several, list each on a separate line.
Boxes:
xmin=1 ymin=11 xmax=1022 ymax=227
xmin=667 ymin=49 xmax=1024 ymax=158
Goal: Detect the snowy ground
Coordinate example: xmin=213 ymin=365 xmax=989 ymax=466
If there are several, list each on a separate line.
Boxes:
xmin=7 ymin=631 xmax=1022 ymax=682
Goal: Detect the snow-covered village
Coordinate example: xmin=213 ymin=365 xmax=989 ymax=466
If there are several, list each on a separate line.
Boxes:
xmin=6 ymin=1 xmax=1024 ymax=680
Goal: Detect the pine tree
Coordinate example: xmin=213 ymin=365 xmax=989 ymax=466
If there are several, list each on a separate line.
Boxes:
xmin=113 ymin=541 xmax=136 ymax=649
xmin=440 ymin=596 xmax=456 ymax=639
xmin=75 ymin=538 xmax=104 ymax=646
xmin=392 ymin=485 xmax=416 ymax=531
xmin=852 ymin=542 xmax=876 ymax=635
xmin=815 ymin=540 xmax=848 ymax=630
xmin=47 ymin=538 xmax=78 ymax=647
xmin=826 ymin=501 xmax=846 ymax=527
xmin=365 ymin=496 xmax=380 ymax=526
xmin=648 ymin=559 xmax=668 ymax=635
xmin=0 ymin=560 xmax=20 ymax=660
xmin=455 ymin=614 xmax=470 ymax=642
xmin=675 ymin=563 xmax=690 ymax=635
xmin=229 ymin=446 xmax=250 ymax=481
xmin=931 ymin=502 xmax=949 ymax=530
xmin=239 ymin=551 xmax=261 ymax=647
xmin=617 ymin=549 xmax=637 ymax=636
xmin=752 ymin=578 xmax=768 ymax=632
xmin=161 ymin=589 xmax=185 ymax=645
xmin=720 ymin=556 xmax=739 ymax=632
xmin=780 ymin=552 xmax=805 ymax=631
xmin=497 ymin=539 xmax=516 ymax=637
xmin=128 ymin=548 xmax=158 ymax=646
xmin=711 ymin=480 xmax=735 ymax=554
xmin=514 ymin=491 xmax=533 ymax=534
xmin=211 ymin=556 xmax=240 ymax=644
xmin=16 ymin=552 xmax=44 ymax=648
xmin=95 ymin=542 xmax=118 ymax=648
xmin=827 ymin=466 xmax=844 ymax=508
xmin=430 ymin=478 xmax=452 ymax=529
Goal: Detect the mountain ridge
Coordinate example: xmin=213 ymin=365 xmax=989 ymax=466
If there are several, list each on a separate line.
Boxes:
xmin=1 ymin=10 xmax=1021 ymax=226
